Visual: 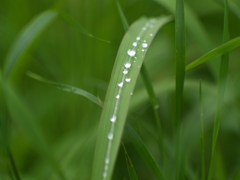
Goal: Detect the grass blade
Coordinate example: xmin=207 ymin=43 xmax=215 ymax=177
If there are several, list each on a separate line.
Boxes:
xmin=116 ymin=0 xmax=129 ymax=32
xmin=208 ymin=0 xmax=229 ymax=179
xmin=175 ymin=0 xmax=186 ymax=179
xmin=199 ymin=80 xmax=205 ymax=180
xmin=122 ymin=142 xmax=138 ymax=180
xmin=91 ymin=16 xmax=172 ymax=180
xmin=0 ymin=72 xmax=66 ymax=180
xmin=185 ymin=36 xmax=240 ymax=71
xmin=4 ymin=10 xmax=58 ymax=78
xmin=125 ymin=123 xmax=165 ymax=180
xmin=26 ymin=71 xmax=102 ymax=107
xmin=59 ymin=12 xmax=110 ymax=43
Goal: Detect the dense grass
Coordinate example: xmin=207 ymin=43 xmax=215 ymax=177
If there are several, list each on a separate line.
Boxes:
xmin=1 ymin=0 xmax=240 ymax=180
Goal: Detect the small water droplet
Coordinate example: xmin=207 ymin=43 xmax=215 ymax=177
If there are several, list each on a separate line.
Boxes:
xmin=103 ymin=172 xmax=107 ymax=178
xmin=124 ymin=62 xmax=131 ymax=68
xmin=150 ymin=25 xmax=154 ymax=28
xmin=132 ymin=42 xmax=137 ymax=47
xmin=134 ymin=57 xmax=137 ymax=59
xmin=134 ymin=61 xmax=136 ymax=62
xmin=136 ymin=37 xmax=140 ymax=41
xmin=116 ymin=95 xmax=120 ymax=99
xmin=108 ymin=132 xmax=113 ymax=140
xmin=123 ymin=69 xmax=128 ymax=74
xmin=142 ymin=27 xmax=147 ymax=31
xmin=143 ymin=40 xmax=146 ymax=42
xmin=110 ymin=115 xmax=117 ymax=122
xmin=142 ymin=49 xmax=145 ymax=52
xmin=105 ymin=158 xmax=110 ymax=164
xmin=105 ymin=165 xmax=108 ymax=170
xmin=142 ymin=43 xmax=148 ymax=48
xmin=118 ymin=82 xmax=123 ymax=87
xmin=127 ymin=49 xmax=136 ymax=57
xmin=130 ymin=93 xmax=133 ymax=95
xmin=150 ymin=34 xmax=153 ymax=36
xmin=125 ymin=78 xmax=131 ymax=82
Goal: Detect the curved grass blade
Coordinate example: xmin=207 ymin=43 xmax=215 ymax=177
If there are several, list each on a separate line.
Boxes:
xmin=185 ymin=36 xmax=240 ymax=71
xmin=0 ymin=72 xmax=66 ymax=180
xmin=4 ymin=10 xmax=58 ymax=78
xmin=91 ymin=16 xmax=172 ymax=180
xmin=26 ymin=71 xmax=102 ymax=107
xmin=60 ymin=12 xmax=110 ymax=43
xmin=208 ymin=1 xmax=229 ymax=179
xmin=125 ymin=123 xmax=165 ymax=180
xmin=122 ymin=142 xmax=138 ymax=180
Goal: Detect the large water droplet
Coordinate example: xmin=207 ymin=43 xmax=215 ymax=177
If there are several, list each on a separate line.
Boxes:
xmin=132 ymin=42 xmax=137 ymax=47
xmin=116 ymin=95 xmax=120 ymax=99
xmin=105 ymin=158 xmax=110 ymax=164
xmin=136 ymin=37 xmax=140 ymax=41
xmin=108 ymin=132 xmax=113 ymax=140
xmin=127 ymin=49 xmax=136 ymax=57
xmin=124 ymin=62 xmax=131 ymax=68
xmin=125 ymin=78 xmax=131 ymax=82
xmin=142 ymin=43 xmax=148 ymax=48
xmin=118 ymin=82 xmax=123 ymax=87
xmin=123 ymin=69 xmax=128 ymax=74
xmin=110 ymin=115 xmax=117 ymax=122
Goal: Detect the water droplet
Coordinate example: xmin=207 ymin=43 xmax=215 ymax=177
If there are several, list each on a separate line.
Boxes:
xmin=132 ymin=42 xmax=137 ymax=47
xmin=103 ymin=172 xmax=107 ymax=178
xmin=142 ymin=43 xmax=148 ymax=48
xmin=134 ymin=57 xmax=137 ymax=59
xmin=110 ymin=115 xmax=117 ymax=122
xmin=136 ymin=37 xmax=140 ymax=41
xmin=123 ymin=69 xmax=128 ymax=74
xmin=125 ymin=78 xmax=131 ymax=82
xmin=116 ymin=95 xmax=120 ymax=99
xmin=134 ymin=61 xmax=136 ymax=62
xmin=127 ymin=49 xmax=136 ymax=57
xmin=105 ymin=165 xmax=108 ymax=170
xmin=118 ymin=82 xmax=123 ymax=87
xmin=143 ymin=40 xmax=146 ymax=42
xmin=142 ymin=27 xmax=147 ymax=31
xmin=108 ymin=132 xmax=113 ymax=140
xmin=130 ymin=93 xmax=133 ymax=95
xmin=142 ymin=49 xmax=145 ymax=52
xmin=150 ymin=34 xmax=153 ymax=36
xmin=105 ymin=158 xmax=110 ymax=164
xmin=124 ymin=62 xmax=131 ymax=68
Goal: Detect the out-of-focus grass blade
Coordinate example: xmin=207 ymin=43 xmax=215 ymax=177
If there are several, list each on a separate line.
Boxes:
xmin=125 ymin=123 xmax=165 ymax=180
xmin=60 ymin=12 xmax=110 ymax=43
xmin=116 ymin=0 xmax=129 ymax=32
xmin=4 ymin=10 xmax=58 ymax=78
xmin=175 ymin=0 xmax=186 ymax=179
xmin=153 ymin=0 xmax=213 ymax=51
xmin=92 ymin=16 xmax=171 ymax=180
xmin=186 ymin=36 xmax=240 ymax=71
xmin=214 ymin=0 xmax=240 ymax=20
xmin=0 ymin=72 xmax=65 ymax=180
xmin=208 ymin=0 xmax=229 ymax=180
xmin=199 ymin=80 xmax=205 ymax=180
xmin=122 ymin=142 xmax=138 ymax=180
xmin=26 ymin=71 xmax=102 ymax=107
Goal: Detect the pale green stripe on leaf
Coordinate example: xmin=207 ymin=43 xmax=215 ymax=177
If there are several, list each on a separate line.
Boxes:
xmin=91 ymin=16 xmax=171 ymax=180
xmin=4 ymin=10 xmax=58 ymax=78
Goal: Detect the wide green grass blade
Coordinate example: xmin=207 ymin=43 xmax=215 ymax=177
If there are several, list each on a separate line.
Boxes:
xmin=26 ymin=71 xmax=102 ymax=107
xmin=0 ymin=72 xmax=66 ymax=180
xmin=186 ymin=36 xmax=240 ymax=71
xmin=199 ymin=80 xmax=205 ymax=180
xmin=3 ymin=10 xmax=58 ymax=78
xmin=125 ymin=123 xmax=165 ymax=180
xmin=91 ymin=15 xmax=172 ymax=180
xmin=208 ymin=0 xmax=229 ymax=180
xmin=175 ymin=0 xmax=186 ymax=179
xmin=122 ymin=142 xmax=138 ymax=180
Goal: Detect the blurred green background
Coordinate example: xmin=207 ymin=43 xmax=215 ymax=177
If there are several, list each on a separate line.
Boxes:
xmin=1 ymin=0 xmax=240 ymax=179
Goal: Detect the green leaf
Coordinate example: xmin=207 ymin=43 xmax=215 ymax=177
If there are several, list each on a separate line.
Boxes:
xmin=0 ymin=72 xmax=66 ymax=180
xmin=208 ymin=0 xmax=229 ymax=179
xmin=122 ymin=142 xmax=138 ymax=180
xmin=125 ymin=123 xmax=165 ymax=180
xmin=91 ymin=16 xmax=171 ymax=180
xmin=4 ymin=10 xmax=58 ymax=78
xmin=26 ymin=71 xmax=102 ymax=107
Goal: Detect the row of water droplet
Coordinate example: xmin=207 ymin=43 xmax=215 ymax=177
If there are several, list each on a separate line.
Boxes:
xmin=102 ymin=18 xmax=157 ymax=180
